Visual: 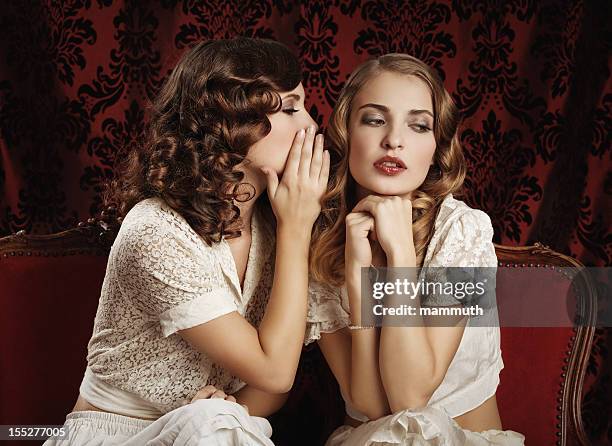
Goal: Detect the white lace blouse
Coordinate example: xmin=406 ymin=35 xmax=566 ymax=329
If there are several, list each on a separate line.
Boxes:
xmin=80 ymin=197 xmax=276 ymax=417
xmin=305 ymin=193 xmax=503 ymax=420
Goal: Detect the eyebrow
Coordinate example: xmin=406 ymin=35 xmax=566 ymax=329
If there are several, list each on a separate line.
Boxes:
xmin=281 ymin=93 xmax=301 ymax=102
xmin=358 ymin=103 xmax=433 ymax=118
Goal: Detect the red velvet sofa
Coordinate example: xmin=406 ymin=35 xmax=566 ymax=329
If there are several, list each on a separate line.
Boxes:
xmin=0 ymin=211 xmax=596 ymax=445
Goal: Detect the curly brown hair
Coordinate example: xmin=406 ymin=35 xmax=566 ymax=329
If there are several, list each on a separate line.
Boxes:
xmin=105 ymin=37 xmax=302 ymax=245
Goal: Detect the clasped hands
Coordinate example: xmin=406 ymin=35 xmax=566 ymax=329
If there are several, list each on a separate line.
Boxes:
xmin=345 ymin=195 xmax=417 ymax=270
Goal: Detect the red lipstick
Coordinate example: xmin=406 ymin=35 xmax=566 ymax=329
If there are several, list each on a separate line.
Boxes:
xmin=373 ymin=156 xmax=407 ymax=176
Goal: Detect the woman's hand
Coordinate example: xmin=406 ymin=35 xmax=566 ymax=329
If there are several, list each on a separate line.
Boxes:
xmin=345 ymin=212 xmax=375 ymax=272
xmin=261 ymin=125 xmax=330 ymax=232
xmin=352 ymin=195 xmax=416 ymax=266
xmin=190 ymin=385 xmax=250 ymax=414
xmin=344 ymin=211 xmax=375 ymax=320
xmin=190 ymin=385 xmax=237 ymax=404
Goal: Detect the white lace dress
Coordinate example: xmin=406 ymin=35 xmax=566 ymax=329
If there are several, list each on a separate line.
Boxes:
xmin=306 ymin=194 xmax=525 ymax=446
xmin=44 ymin=197 xmax=277 ymax=445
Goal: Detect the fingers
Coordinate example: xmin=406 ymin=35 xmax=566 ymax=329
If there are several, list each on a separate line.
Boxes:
xmin=352 ymin=195 xmax=412 ymax=218
xmin=352 ymin=195 xmax=383 ymax=217
xmin=319 ymin=149 xmax=330 ymax=186
xmin=298 ymin=125 xmax=316 ymax=178
xmin=281 ymin=126 xmax=326 ymax=185
xmin=309 ymin=133 xmax=324 ymax=179
xmin=191 ymin=385 xmax=239 ymax=405
xmin=210 ymin=389 xmax=227 ymax=399
xmin=261 ymin=167 xmax=279 ymax=198
xmin=190 ymin=385 xmax=217 ymax=402
xmin=268 ymin=124 xmax=328 ymax=227
xmin=346 ymin=212 xmax=371 ymax=224
xmin=284 ymin=128 xmax=306 ymax=179
xmin=346 ymin=212 xmax=375 ymax=235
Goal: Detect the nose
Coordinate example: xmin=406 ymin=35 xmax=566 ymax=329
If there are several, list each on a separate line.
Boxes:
xmin=382 ymin=124 xmax=404 ymax=151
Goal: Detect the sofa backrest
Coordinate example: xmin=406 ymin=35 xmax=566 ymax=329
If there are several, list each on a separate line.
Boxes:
xmin=0 ymin=214 xmax=596 ymax=446
xmin=0 ymin=216 xmax=116 ymax=445
xmin=494 ymin=244 xmax=595 ymax=446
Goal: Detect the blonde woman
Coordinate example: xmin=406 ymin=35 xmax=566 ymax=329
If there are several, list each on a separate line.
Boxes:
xmin=306 ymin=54 xmax=525 ymax=445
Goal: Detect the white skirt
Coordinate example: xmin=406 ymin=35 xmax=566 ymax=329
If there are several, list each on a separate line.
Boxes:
xmin=43 ymin=398 xmax=274 ymax=445
xmin=325 ymin=406 xmax=525 ymax=446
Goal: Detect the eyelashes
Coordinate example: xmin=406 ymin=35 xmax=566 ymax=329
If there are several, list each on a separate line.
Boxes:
xmin=282 ymin=108 xmax=300 ymax=115
xmin=411 ymin=124 xmax=432 ymax=133
xmin=363 ymin=118 xmax=385 ymax=126
xmin=361 ymin=117 xmax=432 ymax=133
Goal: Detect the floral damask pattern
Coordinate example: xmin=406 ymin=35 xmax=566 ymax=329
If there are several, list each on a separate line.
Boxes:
xmin=77 ymin=2 xmax=164 ymax=119
xmin=165 ymin=0 xmax=283 ymax=47
xmin=461 ymin=111 xmax=542 ymax=243
xmin=531 ymin=0 xmax=583 ymax=99
xmin=0 ymin=0 xmax=609 ymax=444
xmin=80 ymin=100 xmax=146 ymax=216
xmin=352 ymin=0 xmax=456 ymax=80
xmin=297 ymin=1 xmax=343 ymax=114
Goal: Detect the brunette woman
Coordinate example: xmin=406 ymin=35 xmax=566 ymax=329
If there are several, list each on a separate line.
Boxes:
xmin=45 ymin=37 xmax=328 ymax=445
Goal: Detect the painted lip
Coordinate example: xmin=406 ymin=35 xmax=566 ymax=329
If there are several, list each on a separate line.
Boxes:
xmin=373 ymin=156 xmax=407 ymax=176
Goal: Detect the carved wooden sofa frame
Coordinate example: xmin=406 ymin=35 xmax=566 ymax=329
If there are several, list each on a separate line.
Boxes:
xmin=0 ymin=209 xmax=597 ymax=446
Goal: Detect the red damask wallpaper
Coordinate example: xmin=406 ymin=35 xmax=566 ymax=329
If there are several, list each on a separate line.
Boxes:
xmin=0 ymin=0 xmax=610 ymax=444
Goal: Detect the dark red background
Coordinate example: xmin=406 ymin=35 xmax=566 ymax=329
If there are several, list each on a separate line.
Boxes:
xmin=0 ymin=1 xmax=609 ymax=443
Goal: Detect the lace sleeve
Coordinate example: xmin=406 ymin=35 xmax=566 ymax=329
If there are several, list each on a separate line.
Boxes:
xmin=421 ymin=209 xmax=498 ymax=307
xmin=305 ymin=280 xmax=350 ymax=346
xmin=113 ymin=219 xmax=238 ymax=337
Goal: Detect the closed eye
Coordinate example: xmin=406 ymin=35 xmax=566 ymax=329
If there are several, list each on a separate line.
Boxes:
xmin=411 ymin=124 xmax=432 ymax=133
xmin=283 ymin=108 xmax=300 ymax=115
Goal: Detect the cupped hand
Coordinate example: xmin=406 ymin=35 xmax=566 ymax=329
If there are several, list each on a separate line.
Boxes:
xmin=260 ymin=125 xmax=330 ymax=232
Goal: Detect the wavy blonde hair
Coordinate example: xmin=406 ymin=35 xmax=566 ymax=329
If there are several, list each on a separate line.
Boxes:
xmin=310 ymin=54 xmax=466 ymax=286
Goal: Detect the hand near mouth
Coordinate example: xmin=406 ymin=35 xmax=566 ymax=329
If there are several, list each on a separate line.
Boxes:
xmin=352 ymin=194 xmax=417 ymax=267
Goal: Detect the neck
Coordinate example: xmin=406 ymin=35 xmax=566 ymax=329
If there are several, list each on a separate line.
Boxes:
xmin=235 ymin=198 xmax=256 ymax=233
xmin=233 ymin=165 xmax=267 ymax=232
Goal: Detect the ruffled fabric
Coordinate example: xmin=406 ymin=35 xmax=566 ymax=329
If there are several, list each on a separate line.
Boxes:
xmin=305 ymin=280 xmax=351 ymax=345
xmin=43 ymin=399 xmax=274 ymax=446
xmin=325 ymin=406 xmax=525 ymax=446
